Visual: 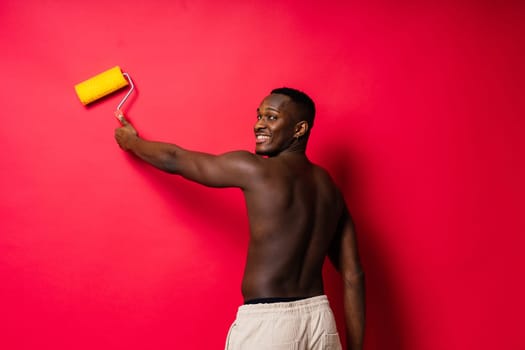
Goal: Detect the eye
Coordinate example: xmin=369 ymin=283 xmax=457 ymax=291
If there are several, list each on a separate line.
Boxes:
xmin=268 ymin=115 xmax=277 ymax=121
xmin=256 ymin=114 xmax=262 ymax=120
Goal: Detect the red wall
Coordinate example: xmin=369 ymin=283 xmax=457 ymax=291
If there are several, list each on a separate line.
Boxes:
xmin=1 ymin=1 xmax=523 ymax=349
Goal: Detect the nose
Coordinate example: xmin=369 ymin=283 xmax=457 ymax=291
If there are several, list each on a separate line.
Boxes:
xmin=254 ymin=117 xmax=266 ymax=131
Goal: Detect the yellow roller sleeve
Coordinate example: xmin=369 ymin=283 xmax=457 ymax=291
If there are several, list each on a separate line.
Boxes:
xmin=74 ymin=66 xmax=129 ymax=105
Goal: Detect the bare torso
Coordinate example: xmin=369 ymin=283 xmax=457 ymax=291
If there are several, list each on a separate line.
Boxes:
xmin=241 ymin=153 xmax=343 ymax=301
xmin=115 ymin=89 xmax=365 ymax=347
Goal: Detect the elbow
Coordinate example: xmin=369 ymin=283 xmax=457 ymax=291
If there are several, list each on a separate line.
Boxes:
xmin=157 ymin=150 xmax=179 ymax=174
xmin=343 ymin=269 xmax=365 ymax=289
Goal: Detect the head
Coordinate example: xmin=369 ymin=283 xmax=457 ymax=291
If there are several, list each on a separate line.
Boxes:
xmin=254 ymin=87 xmax=316 ymax=156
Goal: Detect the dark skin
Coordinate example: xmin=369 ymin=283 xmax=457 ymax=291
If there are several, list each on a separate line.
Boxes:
xmin=114 ymin=93 xmax=365 ymax=349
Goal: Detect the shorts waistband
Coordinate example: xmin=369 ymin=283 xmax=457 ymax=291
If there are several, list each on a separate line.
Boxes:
xmin=244 ymin=296 xmax=308 ymax=305
xmin=236 ymin=295 xmax=330 ymax=318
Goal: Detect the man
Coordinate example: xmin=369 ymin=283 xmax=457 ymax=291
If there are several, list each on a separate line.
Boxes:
xmin=114 ymin=88 xmax=365 ymax=349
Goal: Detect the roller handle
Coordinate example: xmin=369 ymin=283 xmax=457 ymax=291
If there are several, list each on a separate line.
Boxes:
xmin=115 ymin=73 xmax=134 ymax=124
xmin=115 ymin=109 xmax=125 ymax=124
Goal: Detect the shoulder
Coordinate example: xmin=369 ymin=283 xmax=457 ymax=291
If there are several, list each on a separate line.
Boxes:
xmin=219 ymin=150 xmax=263 ymax=167
xmin=311 ymin=163 xmax=345 ymax=205
xmin=312 ymin=163 xmax=339 ymax=188
xmin=218 ymin=150 xmax=269 ymax=178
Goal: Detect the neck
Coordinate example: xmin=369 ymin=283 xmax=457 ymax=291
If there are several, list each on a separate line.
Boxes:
xmin=274 ymin=138 xmax=308 ymax=157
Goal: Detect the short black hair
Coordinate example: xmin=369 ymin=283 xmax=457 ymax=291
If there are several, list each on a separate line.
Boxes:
xmin=271 ymin=87 xmax=316 ymax=129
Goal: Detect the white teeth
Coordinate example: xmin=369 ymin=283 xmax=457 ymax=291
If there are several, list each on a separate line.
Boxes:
xmin=256 ymin=135 xmax=270 ymax=140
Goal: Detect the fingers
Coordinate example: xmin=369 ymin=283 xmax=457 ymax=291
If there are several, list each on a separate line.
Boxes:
xmin=115 ymin=110 xmax=129 ymax=125
xmin=114 ymin=116 xmax=138 ymax=141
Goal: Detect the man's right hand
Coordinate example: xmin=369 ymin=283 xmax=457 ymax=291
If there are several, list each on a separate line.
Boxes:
xmin=115 ymin=116 xmax=139 ymax=151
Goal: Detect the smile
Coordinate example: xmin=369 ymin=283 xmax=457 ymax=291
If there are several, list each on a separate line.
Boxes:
xmin=256 ymin=135 xmax=270 ymax=143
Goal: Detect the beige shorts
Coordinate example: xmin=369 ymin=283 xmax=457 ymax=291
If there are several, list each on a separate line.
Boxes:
xmin=225 ymin=295 xmax=342 ymax=350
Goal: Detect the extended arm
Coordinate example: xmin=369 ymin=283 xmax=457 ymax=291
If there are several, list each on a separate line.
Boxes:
xmin=114 ymin=117 xmax=260 ymax=189
xmin=329 ymin=205 xmax=365 ymax=350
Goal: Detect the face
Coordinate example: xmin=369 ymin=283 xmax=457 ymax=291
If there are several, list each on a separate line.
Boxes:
xmin=254 ymin=94 xmax=298 ymax=156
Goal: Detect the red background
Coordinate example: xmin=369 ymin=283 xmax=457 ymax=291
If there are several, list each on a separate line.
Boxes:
xmin=1 ymin=1 xmax=524 ymax=349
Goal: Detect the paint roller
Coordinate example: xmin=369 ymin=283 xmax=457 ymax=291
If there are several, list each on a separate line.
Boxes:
xmin=74 ymin=66 xmax=135 ymax=122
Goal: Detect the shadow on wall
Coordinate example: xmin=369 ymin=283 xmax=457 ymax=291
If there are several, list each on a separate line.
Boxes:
xmin=320 ymin=140 xmax=406 ymax=350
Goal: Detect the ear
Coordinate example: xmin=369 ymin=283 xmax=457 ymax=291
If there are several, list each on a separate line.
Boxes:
xmin=294 ymin=120 xmax=309 ymax=138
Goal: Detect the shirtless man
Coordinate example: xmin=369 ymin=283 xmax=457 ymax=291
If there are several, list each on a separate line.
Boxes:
xmin=114 ymin=88 xmax=365 ymax=350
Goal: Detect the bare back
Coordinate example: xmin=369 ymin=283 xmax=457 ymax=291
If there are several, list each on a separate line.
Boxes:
xmin=115 ymin=89 xmax=365 ymax=347
xmin=241 ymin=153 xmax=343 ymax=301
